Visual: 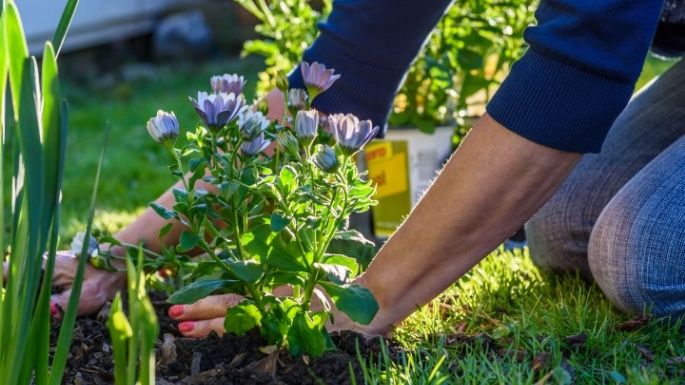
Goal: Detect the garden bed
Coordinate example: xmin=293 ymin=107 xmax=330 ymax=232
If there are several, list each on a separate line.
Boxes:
xmin=53 ymin=294 xmax=398 ymax=385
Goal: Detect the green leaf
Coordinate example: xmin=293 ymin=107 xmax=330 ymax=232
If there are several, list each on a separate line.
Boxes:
xmin=323 ymin=254 xmax=360 ymax=277
xmin=177 ymin=231 xmax=200 ymax=253
xmin=52 ymin=0 xmax=79 ymax=56
xmin=328 ymin=230 xmax=376 ymax=269
xmin=106 ymin=293 xmax=131 ymax=385
xmin=159 ymin=223 xmax=173 ymax=240
xmin=287 ymin=312 xmax=327 ymax=357
xmin=150 ymin=202 xmax=176 ymax=220
xmin=168 ymin=279 xmax=234 ymax=304
xmin=277 ymin=165 xmax=297 ymax=195
xmin=320 ymin=283 xmax=378 ymax=325
xmin=270 ymin=212 xmax=290 ymax=232
xmin=315 ymin=262 xmax=351 ymax=284
xmin=224 ymin=303 xmax=262 ymax=335
xmin=226 ymin=259 xmax=264 ymax=283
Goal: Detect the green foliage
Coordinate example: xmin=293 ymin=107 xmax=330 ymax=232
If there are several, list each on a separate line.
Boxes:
xmin=107 ymin=251 xmax=160 ymax=385
xmin=150 ymin=73 xmax=379 ymax=357
xmin=391 ymin=0 xmax=535 ymax=139
xmin=236 ymin=0 xmax=535 ymax=140
xmin=0 ymin=1 xmax=102 ymax=384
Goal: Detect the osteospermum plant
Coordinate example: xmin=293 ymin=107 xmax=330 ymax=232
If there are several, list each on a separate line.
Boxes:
xmin=145 ymin=61 xmax=379 ymax=357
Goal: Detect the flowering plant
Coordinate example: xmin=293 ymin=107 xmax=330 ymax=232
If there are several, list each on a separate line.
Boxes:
xmin=147 ymin=62 xmax=379 ymax=356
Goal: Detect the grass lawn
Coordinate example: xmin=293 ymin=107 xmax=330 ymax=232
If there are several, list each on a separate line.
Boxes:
xmin=61 ymin=55 xmax=684 ymax=384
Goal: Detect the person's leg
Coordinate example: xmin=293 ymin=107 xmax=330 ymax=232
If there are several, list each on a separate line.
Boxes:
xmin=589 ymin=135 xmax=685 ymax=317
xmin=526 ymin=59 xmax=685 ymax=279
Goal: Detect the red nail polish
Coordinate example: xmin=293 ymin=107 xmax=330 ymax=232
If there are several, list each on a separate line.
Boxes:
xmin=50 ymin=303 xmax=58 ymax=317
xmin=178 ymin=321 xmax=194 ymax=333
xmin=169 ymin=305 xmax=184 ymax=319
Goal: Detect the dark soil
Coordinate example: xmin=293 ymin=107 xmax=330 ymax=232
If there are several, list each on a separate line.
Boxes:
xmin=52 ymin=293 xmax=399 ymax=385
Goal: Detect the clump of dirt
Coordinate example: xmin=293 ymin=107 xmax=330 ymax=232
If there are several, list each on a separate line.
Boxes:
xmin=52 ymin=293 xmax=400 ymax=385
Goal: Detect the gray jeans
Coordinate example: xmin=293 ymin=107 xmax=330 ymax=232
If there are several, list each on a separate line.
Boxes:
xmin=526 ymin=58 xmax=685 ymax=318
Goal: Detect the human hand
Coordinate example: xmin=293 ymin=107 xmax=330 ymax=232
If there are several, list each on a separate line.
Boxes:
xmin=167 ymin=281 xmax=388 ymax=339
xmin=37 ymin=250 xmax=126 ymax=317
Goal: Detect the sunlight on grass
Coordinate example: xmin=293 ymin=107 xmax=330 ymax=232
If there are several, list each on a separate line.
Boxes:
xmin=360 ymin=248 xmax=685 ymax=385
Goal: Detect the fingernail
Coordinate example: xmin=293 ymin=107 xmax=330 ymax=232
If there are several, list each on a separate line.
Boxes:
xmin=50 ymin=303 xmax=58 ymax=317
xmin=178 ymin=321 xmax=194 ymax=333
xmin=169 ymin=305 xmax=184 ymax=319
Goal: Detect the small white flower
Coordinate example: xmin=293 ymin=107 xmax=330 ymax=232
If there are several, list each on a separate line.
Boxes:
xmin=71 ymin=232 xmax=99 ymax=258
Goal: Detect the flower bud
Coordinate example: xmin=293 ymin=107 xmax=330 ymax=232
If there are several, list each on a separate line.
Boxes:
xmin=146 ymin=110 xmax=179 ymax=146
xmin=276 ymin=131 xmax=300 ymax=156
xmin=312 ymin=145 xmax=339 ymax=173
xmin=210 ymin=74 xmax=246 ymax=94
xmin=241 ymin=133 xmax=271 ymax=156
xmin=287 ymin=88 xmax=308 ymax=110
xmin=295 ymin=109 xmax=319 ymax=146
xmin=275 ymin=71 xmax=289 ymax=94
xmin=238 ymin=110 xmax=270 ymax=140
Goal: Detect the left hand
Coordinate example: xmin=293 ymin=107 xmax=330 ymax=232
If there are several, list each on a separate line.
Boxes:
xmin=167 ymin=284 xmax=382 ymax=338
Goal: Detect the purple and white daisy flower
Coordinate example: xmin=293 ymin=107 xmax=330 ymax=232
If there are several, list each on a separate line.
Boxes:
xmin=328 ymin=113 xmax=380 ymax=156
xmin=241 ymin=133 xmax=271 ymax=156
xmin=190 ymin=91 xmax=247 ymax=132
xmin=210 ymin=74 xmax=246 ymax=95
xmin=300 ymin=61 xmax=340 ymax=100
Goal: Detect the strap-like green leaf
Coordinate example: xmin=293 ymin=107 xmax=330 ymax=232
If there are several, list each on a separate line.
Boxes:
xmin=52 ymin=0 xmax=79 ymax=57
xmin=49 ymin=128 xmax=109 ymax=385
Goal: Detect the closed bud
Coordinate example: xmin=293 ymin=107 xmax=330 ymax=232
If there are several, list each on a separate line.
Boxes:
xmin=276 ymin=131 xmax=300 ymax=156
xmin=146 ymin=110 xmax=179 ymax=146
xmin=295 ymin=109 xmax=319 ymax=146
xmin=312 ymin=145 xmax=339 ymax=173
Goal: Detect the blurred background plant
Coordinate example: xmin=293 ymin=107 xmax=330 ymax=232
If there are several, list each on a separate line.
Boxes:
xmin=236 ymin=0 xmax=332 ymax=94
xmin=236 ymin=0 xmax=535 ymax=144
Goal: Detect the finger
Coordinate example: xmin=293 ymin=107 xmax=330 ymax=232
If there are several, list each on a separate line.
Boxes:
xmin=51 ymin=282 xmax=108 ymax=317
xmin=178 ymin=317 xmax=225 ymax=338
xmin=52 ymin=251 xmax=80 ymax=286
xmin=168 ymin=293 xmax=242 ymax=321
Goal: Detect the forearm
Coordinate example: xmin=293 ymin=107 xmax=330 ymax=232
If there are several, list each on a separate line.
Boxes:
xmin=360 ymin=114 xmax=581 ymax=332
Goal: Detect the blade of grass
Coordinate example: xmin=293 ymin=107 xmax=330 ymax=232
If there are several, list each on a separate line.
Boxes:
xmin=49 ymin=127 xmax=109 ymax=385
xmin=52 ymin=0 xmax=79 ymax=57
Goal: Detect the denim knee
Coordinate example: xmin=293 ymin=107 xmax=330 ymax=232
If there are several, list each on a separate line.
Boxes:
xmin=527 ymin=195 xmax=593 ymax=279
xmin=588 ymin=193 xmax=685 ymax=318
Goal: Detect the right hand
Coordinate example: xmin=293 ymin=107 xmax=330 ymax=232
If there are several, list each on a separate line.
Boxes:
xmin=49 ymin=250 xmax=126 ymax=316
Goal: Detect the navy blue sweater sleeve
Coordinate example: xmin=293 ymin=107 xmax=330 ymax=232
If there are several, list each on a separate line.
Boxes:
xmin=291 ymin=0 xmax=664 ymax=152
xmin=486 ymin=0 xmax=663 ymax=152
xmin=289 ymin=0 xmax=454 ymax=131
